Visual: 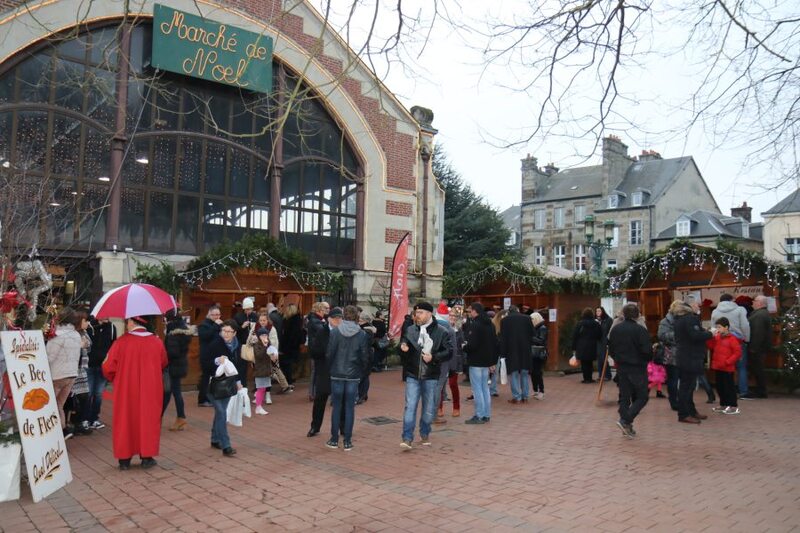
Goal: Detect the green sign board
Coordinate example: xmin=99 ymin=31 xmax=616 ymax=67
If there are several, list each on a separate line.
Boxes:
xmin=151 ymin=4 xmax=273 ymax=93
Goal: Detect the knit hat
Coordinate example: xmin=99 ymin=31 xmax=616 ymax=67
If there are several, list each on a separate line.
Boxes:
xmin=414 ymin=301 xmax=434 ymax=313
xmin=328 ymin=307 xmax=343 ymax=318
xmin=256 ymin=327 xmax=269 ymax=337
xmin=242 ymin=297 xmax=255 ymax=309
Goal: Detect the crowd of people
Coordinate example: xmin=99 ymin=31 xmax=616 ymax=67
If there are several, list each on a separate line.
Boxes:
xmin=41 ymin=291 xmax=774 ymax=467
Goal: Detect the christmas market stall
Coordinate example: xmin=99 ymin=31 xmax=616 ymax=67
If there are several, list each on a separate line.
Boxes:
xmin=608 ymin=240 xmax=799 ymax=378
xmin=446 ymin=260 xmax=603 ymax=371
xmin=136 ymin=235 xmax=344 ymax=388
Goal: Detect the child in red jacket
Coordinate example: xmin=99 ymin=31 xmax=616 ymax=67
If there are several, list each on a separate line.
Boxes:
xmin=706 ymin=317 xmax=742 ymax=415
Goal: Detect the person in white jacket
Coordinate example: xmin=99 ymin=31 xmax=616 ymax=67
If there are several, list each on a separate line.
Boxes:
xmin=46 ymin=308 xmax=83 ymax=439
xmin=711 ymin=294 xmax=750 ymax=396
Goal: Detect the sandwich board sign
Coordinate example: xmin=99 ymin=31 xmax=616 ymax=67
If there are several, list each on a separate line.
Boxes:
xmin=1 ymin=330 xmax=72 ymax=502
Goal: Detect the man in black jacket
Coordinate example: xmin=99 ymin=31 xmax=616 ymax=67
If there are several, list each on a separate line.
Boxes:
xmin=743 ymin=295 xmax=772 ymax=399
xmin=399 ymin=301 xmax=453 ymax=450
xmin=463 ymin=303 xmax=497 ymax=424
xmin=307 ymin=306 xmax=341 ymax=438
xmin=197 ymin=305 xmax=223 ymax=407
xmin=674 ymin=299 xmax=713 ymax=424
xmin=325 ymin=305 xmax=371 ymax=451
xmin=86 ymin=317 xmax=117 ymax=429
xmin=608 ymin=303 xmax=651 ymax=438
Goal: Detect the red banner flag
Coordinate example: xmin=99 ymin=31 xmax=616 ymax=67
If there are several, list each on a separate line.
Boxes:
xmin=388 ymin=232 xmax=411 ymax=339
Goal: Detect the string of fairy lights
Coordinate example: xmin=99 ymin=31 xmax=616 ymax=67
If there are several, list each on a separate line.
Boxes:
xmin=447 ymin=263 xmax=550 ymax=296
xmin=177 ymin=249 xmax=343 ymax=291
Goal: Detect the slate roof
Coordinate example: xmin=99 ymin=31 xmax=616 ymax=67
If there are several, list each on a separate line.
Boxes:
xmin=499 ymin=205 xmax=521 ymax=232
xmin=531 ymin=157 xmax=695 ymax=207
xmin=531 ymin=165 xmax=603 ymax=203
xmin=655 ymin=210 xmax=760 ymax=241
xmin=763 ymin=189 xmax=800 ymax=215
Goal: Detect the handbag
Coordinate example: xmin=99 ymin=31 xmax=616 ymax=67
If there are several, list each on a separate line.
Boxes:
xmin=531 ymin=345 xmax=548 ymax=360
xmin=498 ymin=357 xmax=508 ymax=385
xmin=569 ymin=355 xmax=579 ymax=367
xmin=208 ymin=374 xmax=238 ymax=400
xmin=240 ymin=323 xmax=257 ymax=363
xmin=162 ymin=369 xmax=171 ymax=395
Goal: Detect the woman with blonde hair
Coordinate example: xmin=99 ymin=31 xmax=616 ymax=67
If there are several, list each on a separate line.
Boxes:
xmin=530 ymin=312 xmax=548 ymax=400
xmin=489 ymin=308 xmax=508 ymax=396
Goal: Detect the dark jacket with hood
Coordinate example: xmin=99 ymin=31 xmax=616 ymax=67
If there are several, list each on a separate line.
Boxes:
xmin=87 ymin=319 xmax=117 ymax=368
xmin=326 ymin=321 xmax=371 ymax=381
xmin=402 ymin=318 xmax=453 ymax=380
xmin=463 ymin=306 xmax=497 ymax=368
xmin=281 ymin=313 xmax=305 ymax=357
xmin=673 ymin=303 xmax=712 ymax=373
xmin=165 ymin=318 xmax=192 ymax=378
xmin=608 ymin=318 xmax=651 ymax=368
xmin=657 ymin=313 xmax=678 ymax=366
xmin=572 ymin=318 xmax=603 ymax=361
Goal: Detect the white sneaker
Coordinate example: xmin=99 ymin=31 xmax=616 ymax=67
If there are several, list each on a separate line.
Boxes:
xmin=535 ymin=392 xmax=545 ymax=401
xmin=722 ymin=407 xmax=741 ymax=415
xmin=255 ymin=405 xmax=269 ymax=415
xmin=265 ymin=393 xmax=273 ymax=405
xmin=712 ymin=406 xmax=726 ymax=413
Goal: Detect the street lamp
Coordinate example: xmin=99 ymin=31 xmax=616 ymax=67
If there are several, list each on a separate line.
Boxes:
xmin=583 ymin=215 xmax=615 ymax=275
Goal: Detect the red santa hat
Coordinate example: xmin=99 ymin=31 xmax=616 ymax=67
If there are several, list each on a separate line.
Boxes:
xmin=436 ymin=301 xmax=449 ymax=320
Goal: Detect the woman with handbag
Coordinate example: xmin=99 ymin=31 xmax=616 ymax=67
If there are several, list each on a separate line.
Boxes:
xmin=163 ymin=310 xmax=193 ymax=430
xmin=530 ymin=312 xmax=548 ymax=400
xmin=251 ymin=312 xmax=291 ymax=397
xmin=205 ymin=320 xmax=243 ymax=457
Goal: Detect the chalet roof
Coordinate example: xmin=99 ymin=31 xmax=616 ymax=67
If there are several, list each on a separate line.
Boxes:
xmin=763 ymin=189 xmax=800 ymax=215
xmin=655 ymin=210 xmax=760 ymax=241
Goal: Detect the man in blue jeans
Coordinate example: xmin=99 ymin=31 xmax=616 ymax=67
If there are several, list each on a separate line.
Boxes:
xmin=85 ymin=317 xmax=117 ymax=429
xmin=399 ymin=302 xmax=453 ymax=450
xmin=325 ymin=305 xmax=371 ymax=451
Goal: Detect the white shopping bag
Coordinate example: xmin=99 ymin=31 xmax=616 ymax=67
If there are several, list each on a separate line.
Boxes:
xmin=0 ymin=443 xmax=21 ymax=502
xmin=226 ymin=388 xmax=250 ymax=426
xmin=499 ymin=357 xmax=508 ymax=385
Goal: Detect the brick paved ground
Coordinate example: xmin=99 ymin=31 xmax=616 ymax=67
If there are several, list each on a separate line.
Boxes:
xmin=2 ymin=370 xmax=799 ymax=532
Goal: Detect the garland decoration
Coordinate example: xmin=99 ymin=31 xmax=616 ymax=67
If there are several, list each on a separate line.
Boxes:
xmin=13 ymin=259 xmax=53 ymax=322
xmin=443 ymin=257 xmax=604 ymax=297
xmin=178 ymin=234 xmax=344 ymax=293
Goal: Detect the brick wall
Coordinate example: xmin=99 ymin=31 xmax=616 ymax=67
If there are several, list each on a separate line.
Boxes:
xmin=385 ymin=228 xmax=411 ymax=244
xmin=0 ymin=0 xmax=418 ymax=190
xmin=385 ymin=200 xmax=413 ymax=217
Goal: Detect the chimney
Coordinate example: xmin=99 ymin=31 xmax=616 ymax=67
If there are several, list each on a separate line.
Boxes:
xmin=731 ymin=201 xmax=752 ymax=223
xmin=543 ymin=162 xmax=559 ymax=176
xmin=639 ymin=149 xmax=662 ymax=162
xmin=602 ymin=135 xmax=633 ymax=197
xmin=521 ymin=154 xmax=547 ymax=203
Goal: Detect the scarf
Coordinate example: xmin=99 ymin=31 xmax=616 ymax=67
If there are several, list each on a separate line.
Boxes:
xmin=418 ymin=318 xmax=434 ymax=354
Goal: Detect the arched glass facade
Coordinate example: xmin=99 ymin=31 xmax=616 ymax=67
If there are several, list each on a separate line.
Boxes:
xmin=0 ymin=23 xmax=360 ymax=267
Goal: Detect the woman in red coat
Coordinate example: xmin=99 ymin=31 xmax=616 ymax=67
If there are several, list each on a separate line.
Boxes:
xmin=102 ymin=316 xmax=168 ymax=470
xmin=706 ymin=317 xmax=742 ymax=415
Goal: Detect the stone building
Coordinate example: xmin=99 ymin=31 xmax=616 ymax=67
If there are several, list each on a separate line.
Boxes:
xmin=763 ymin=191 xmax=800 ymax=263
xmin=0 ymin=0 xmax=444 ymax=306
xmin=520 ymin=136 xmax=720 ymax=272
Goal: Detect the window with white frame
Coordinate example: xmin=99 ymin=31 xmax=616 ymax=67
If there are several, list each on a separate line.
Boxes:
xmin=632 ymin=191 xmax=643 ymax=206
xmin=676 ymin=219 xmax=691 ymax=237
xmin=607 ymin=259 xmax=618 ymax=270
xmin=533 ymin=245 xmax=545 ymax=266
xmin=553 ymin=244 xmax=566 ymax=268
xmin=607 ymin=194 xmax=618 ymax=208
xmin=742 ymin=223 xmax=750 ymax=239
xmin=574 ymin=244 xmax=587 ymax=272
xmin=574 ymin=205 xmax=586 ymax=225
xmin=534 ymin=209 xmax=546 ymax=230
xmin=786 ymin=238 xmax=800 ymax=263
xmin=610 ymin=227 xmax=619 ymax=248
xmin=554 ymin=207 xmax=565 ymax=228
xmin=630 ymin=220 xmax=643 ymax=245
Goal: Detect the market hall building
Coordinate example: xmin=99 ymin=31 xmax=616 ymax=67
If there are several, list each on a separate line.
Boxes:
xmin=0 ymin=0 xmax=444 ymax=309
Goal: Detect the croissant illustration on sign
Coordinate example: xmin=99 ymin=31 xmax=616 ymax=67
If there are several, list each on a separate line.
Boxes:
xmin=22 ymin=388 xmax=50 ymax=411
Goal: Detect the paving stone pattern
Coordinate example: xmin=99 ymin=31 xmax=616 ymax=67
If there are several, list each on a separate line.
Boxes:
xmin=1 ymin=371 xmax=799 ymax=532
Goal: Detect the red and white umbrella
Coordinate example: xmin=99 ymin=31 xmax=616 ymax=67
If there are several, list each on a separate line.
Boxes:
xmin=91 ymin=283 xmax=177 ymax=319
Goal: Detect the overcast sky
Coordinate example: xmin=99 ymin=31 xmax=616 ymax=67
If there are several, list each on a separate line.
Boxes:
xmin=318 ymin=1 xmax=798 ymax=223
